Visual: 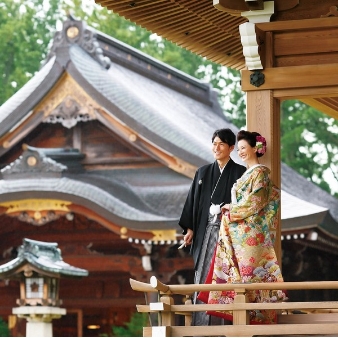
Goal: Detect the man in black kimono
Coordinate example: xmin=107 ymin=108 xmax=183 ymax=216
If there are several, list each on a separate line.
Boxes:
xmin=179 ymin=128 xmax=246 ymax=326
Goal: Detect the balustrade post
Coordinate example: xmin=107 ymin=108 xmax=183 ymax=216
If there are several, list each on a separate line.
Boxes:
xmin=150 ymin=294 xmax=174 ymax=337
xmin=233 ymin=288 xmax=249 ymax=325
xmin=160 ymin=295 xmax=175 ymax=327
xmin=184 ymin=295 xmax=192 ymax=326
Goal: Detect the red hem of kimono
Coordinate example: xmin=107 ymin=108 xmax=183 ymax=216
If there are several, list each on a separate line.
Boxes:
xmin=197 ymin=290 xmax=209 ymax=303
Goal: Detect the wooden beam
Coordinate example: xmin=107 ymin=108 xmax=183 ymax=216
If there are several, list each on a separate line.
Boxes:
xmin=68 ymin=204 xmax=155 ymax=240
xmin=213 ymin=0 xmax=247 ymax=13
xmin=274 ymin=53 xmax=338 ymax=68
xmin=246 ymin=0 xmax=264 ymax=11
xmin=274 ymin=86 xmax=338 ymax=100
xmin=62 ymin=297 xmax=145 ymax=308
xmin=242 ymin=64 xmax=338 ymax=91
xmin=63 ymin=254 xmax=142 ymax=272
xmin=300 ymin=98 xmax=338 ymax=120
xmin=0 ymin=111 xmax=44 ymax=155
xmin=67 ymin=309 xmax=83 ymax=338
xmin=63 ymin=254 xmax=194 ymax=273
xmin=256 ymin=16 xmax=338 ymax=32
xmin=0 ymin=296 xmax=140 ymax=311
xmin=274 ymin=31 xmax=338 ymax=57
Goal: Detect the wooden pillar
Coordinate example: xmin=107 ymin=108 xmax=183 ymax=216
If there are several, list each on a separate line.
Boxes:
xmin=159 ymin=295 xmax=175 ymax=327
xmin=67 ymin=309 xmax=83 ymax=337
xmin=150 ymin=294 xmax=174 ymax=337
xmin=184 ymin=295 xmax=192 ymax=326
xmin=232 ymin=288 xmax=249 ymax=326
xmin=246 ymin=90 xmax=282 ymax=263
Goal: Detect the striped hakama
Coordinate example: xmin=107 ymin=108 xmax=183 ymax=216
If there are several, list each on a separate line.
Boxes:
xmin=192 ymin=213 xmax=225 ymax=326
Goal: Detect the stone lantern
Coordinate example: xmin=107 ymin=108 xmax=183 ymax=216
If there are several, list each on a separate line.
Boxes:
xmin=0 ymin=238 xmax=88 ymax=337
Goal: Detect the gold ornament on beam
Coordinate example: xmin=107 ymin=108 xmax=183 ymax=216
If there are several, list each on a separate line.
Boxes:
xmin=0 ymin=199 xmax=72 ymax=226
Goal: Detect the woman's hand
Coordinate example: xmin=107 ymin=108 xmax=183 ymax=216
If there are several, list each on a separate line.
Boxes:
xmin=221 ymin=204 xmax=230 ymax=213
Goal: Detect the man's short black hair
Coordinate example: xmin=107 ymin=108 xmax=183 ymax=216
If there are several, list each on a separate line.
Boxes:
xmin=212 ymin=128 xmax=236 ymax=146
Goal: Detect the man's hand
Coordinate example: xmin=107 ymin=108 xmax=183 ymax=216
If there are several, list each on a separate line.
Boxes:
xmin=183 ymin=228 xmax=193 ymax=246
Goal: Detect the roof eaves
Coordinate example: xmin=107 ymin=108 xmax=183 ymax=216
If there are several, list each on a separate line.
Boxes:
xmin=0 ymin=177 xmax=180 ymax=230
xmin=281 ymin=163 xmax=338 ymax=222
xmin=0 ymin=56 xmax=64 ymax=136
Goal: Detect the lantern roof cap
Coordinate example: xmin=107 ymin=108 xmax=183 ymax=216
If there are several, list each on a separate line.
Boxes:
xmin=0 ymin=238 xmax=88 ymax=279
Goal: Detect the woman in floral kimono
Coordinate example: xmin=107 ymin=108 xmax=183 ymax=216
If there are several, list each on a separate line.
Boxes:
xmin=198 ymin=130 xmax=287 ymax=324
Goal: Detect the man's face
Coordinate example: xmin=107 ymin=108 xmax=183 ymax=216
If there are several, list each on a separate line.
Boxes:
xmin=212 ymin=136 xmax=234 ymax=162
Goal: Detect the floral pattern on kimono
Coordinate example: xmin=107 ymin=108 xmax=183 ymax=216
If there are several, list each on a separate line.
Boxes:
xmin=199 ymin=165 xmax=288 ymax=324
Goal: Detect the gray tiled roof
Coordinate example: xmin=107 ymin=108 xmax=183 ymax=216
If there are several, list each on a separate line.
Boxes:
xmin=281 ymin=163 xmax=338 ymax=222
xmin=69 ymin=44 xmax=240 ymax=166
xmin=0 ymin=168 xmax=188 ymax=230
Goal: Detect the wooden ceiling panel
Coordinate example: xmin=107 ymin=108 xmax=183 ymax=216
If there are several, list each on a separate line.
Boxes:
xmin=95 ymin=0 xmax=247 ymax=69
xmin=118 ymin=5 xmax=182 ymax=20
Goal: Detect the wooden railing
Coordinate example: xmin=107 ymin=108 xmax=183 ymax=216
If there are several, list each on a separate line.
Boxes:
xmin=130 ymin=277 xmax=338 ymax=337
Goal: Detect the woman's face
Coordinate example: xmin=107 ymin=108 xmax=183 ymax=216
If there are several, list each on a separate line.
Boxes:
xmin=237 ymin=139 xmax=257 ymax=164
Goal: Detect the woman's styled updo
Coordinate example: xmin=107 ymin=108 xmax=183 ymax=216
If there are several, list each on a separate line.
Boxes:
xmin=237 ymin=130 xmax=267 ymax=158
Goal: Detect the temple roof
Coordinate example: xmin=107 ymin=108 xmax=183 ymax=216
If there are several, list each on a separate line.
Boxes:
xmin=0 ymin=18 xmax=234 ymax=168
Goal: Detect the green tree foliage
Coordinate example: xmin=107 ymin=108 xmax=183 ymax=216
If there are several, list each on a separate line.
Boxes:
xmin=281 ymin=100 xmax=338 ymax=197
xmin=0 ymin=0 xmax=64 ymax=105
xmin=0 ymin=317 xmax=10 ymax=337
xmin=100 ymin=312 xmax=148 ymax=337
